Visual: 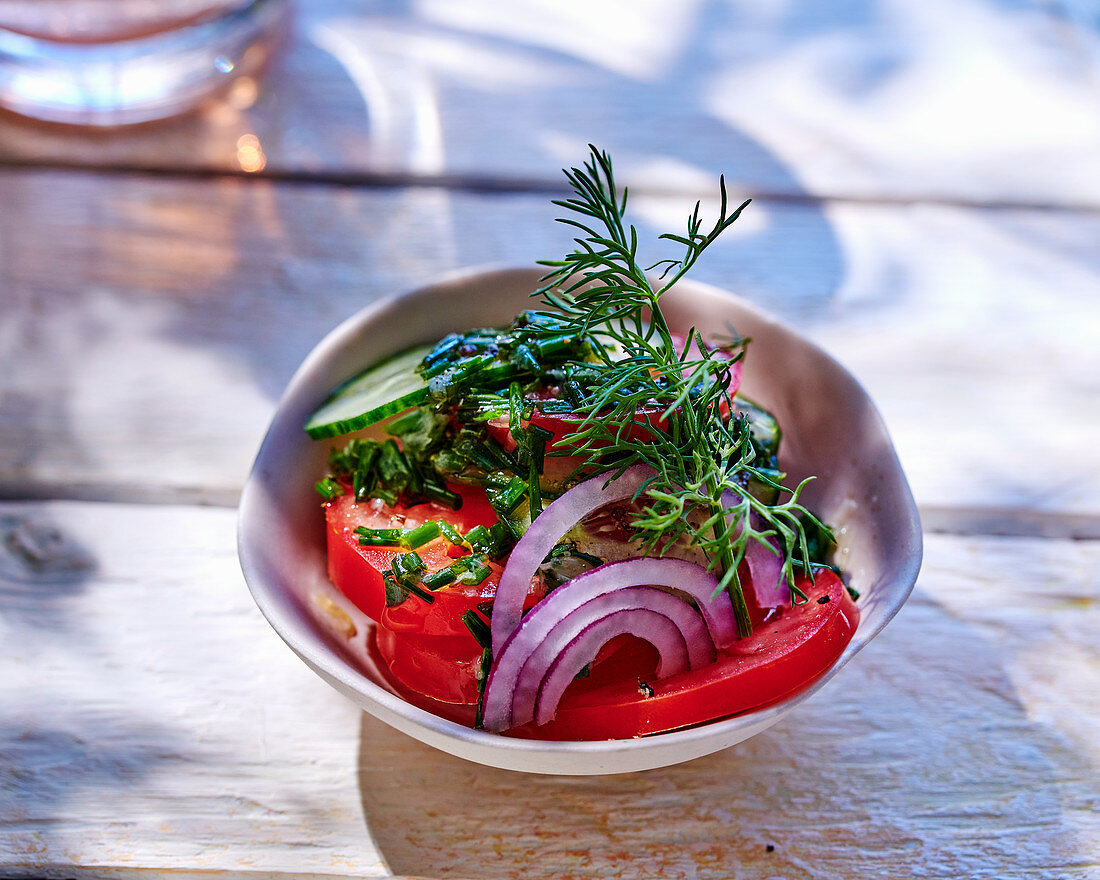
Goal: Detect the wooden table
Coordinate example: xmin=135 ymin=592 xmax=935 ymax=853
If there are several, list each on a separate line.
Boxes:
xmin=2 ymin=2 xmax=1098 ymax=877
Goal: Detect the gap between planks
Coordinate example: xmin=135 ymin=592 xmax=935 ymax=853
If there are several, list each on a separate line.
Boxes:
xmin=2 ymin=158 xmax=1100 ymax=215
xmin=1 ymin=479 xmax=1099 ymax=541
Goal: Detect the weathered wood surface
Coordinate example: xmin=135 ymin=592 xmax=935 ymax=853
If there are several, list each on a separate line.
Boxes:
xmin=1 ymin=169 xmax=1098 ymax=520
xmin=0 ymin=501 xmax=1096 ymax=879
xmin=1 ymin=2 xmax=1097 ymax=877
xmin=1 ymin=0 xmax=1099 ymax=207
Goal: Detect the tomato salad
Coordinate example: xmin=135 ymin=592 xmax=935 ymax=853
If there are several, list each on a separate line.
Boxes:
xmin=306 ymin=148 xmax=858 ymax=739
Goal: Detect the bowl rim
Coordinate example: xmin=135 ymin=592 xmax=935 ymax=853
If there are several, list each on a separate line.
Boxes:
xmin=238 ymin=264 xmax=923 ymax=767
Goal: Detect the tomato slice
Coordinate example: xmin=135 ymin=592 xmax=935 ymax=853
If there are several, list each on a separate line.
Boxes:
xmin=368 ymin=570 xmax=857 ymax=740
xmin=368 ymin=630 xmax=657 ymax=727
xmin=380 ymin=558 xmax=506 ymax=637
xmin=324 ymin=484 xmax=500 ymax=623
xmin=505 ymin=570 xmax=857 ymax=741
xmin=375 ymin=627 xmax=482 ymax=705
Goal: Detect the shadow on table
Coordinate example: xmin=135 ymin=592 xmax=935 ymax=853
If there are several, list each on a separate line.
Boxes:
xmin=0 ymin=0 xmax=860 ymax=507
xmin=0 ymin=516 xmax=198 ymax=866
xmin=165 ymin=0 xmax=852 ymax=400
xmin=0 ymin=716 xmax=194 ymax=862
xmin=356 ymin=584 xmax=1090 ymax=879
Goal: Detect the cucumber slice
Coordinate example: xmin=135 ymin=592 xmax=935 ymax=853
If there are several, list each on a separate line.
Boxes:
xmin=305 ymin=344 xmax=433 ymax=439
xmin=732 ymin=396 xmax=781 ymax=459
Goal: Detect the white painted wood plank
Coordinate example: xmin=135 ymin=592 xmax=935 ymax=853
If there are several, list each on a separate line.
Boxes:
xmin=0 ymin=501 xmax=1097 ymax=878
xmin=0 ymin=170 xmax=1097 ymax=517
xmin=0 ymin=0 xmax=1096 ymax=206
xmin=0 ymin=503 xmax=384 ymax=878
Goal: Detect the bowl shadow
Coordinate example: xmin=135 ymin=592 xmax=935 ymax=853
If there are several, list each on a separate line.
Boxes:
xmin=356 ymin=584 xmax=1085 ymax=879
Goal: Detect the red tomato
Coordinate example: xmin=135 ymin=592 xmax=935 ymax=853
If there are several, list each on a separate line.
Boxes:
xmin=371 ymin=657 xmax=479 ymax=728
xmin=326 ymin=482 xmax=548 ymax=707
xmin=380 ymin=558 xmax=506 ymax=638
xmin=375 ymin=627 xmax=482 ymax=705
xmin=369 ymin=570 xmax=857 ymax=740
xmin=324 ymin=484 xmax=499 ymax=624
xmin=506 ymin=569 xmax=858 ymax=740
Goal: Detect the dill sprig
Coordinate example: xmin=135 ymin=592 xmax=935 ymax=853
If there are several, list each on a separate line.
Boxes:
xmin=530 ymin=145 xmax=829 ymax=638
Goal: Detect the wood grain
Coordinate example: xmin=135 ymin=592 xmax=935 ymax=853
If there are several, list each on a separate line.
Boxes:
xmin=0 ymin=0 xmax=1097 ymax=207
xmin=1 ymin=168 xmax=1097 ymax=520
xmin=0 ymin=500 xmax=1096 ymax=878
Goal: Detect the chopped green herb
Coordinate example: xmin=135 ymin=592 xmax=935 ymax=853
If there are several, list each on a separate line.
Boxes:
xmin=401 ymin=521 xmax=441 ymax=549
xmin=524 ymin=145 xmax=830 ymax=636
xmin=462 ymin=609 xmax=492 ymax=650
xmin=310 ymin=147 xmax=842 ymax=643
xmin=473 ymin=646 xmax=491 ymax=729
xmin=486 ymin=475 xmax=527 ymax=515
xmin=314 ymin=477 xmax=345 ymax=500
xmin=455 ymin=554 xmax=493 ymax=586
xmin=438 ymin=520 xmax=464 ymax=545
xmin=355 ymin=526 xmax=403 ymax=546
xmin=421 ymin=566 xmax=458 ymax=591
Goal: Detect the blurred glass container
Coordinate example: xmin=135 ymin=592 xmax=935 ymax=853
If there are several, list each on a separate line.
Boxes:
xmin=0 ymin=0 xmax=287 ymax=126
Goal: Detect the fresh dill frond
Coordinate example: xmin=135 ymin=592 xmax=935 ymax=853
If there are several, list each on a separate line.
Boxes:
xmin=529 ymin=145 xmax=829 ymax=638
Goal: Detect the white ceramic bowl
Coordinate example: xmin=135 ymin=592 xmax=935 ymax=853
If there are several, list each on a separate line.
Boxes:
xmin=238 ymin=266 xmax=922 ymax=775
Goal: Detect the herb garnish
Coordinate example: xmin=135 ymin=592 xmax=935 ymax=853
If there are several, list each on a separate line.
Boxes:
xmin=313 ymin=146 xmax=834 ymax=638
xmin=527 ymin=145 xmax=830 ymax=637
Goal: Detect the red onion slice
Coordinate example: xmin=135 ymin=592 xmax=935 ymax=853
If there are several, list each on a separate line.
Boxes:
xmin=533 ymin=607 xmax=694 ymax=728
xmin=508 ymin=585 xmax=715 ymax=729
xmin=483 ymin=557 xmax=731 ymax=731
xmin=744 ymin=534 xmax=786 ymax=607
xmin=722 ymin=491 xmax=787 ymax=608
xmin=491 ymin=464 xmax=657 ymax=657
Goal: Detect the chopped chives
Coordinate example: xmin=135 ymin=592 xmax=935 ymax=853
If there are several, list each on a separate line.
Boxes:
xmin=455 ymin=554 xmax=493 ymax=586
xmin=527 ymin=426 xmax=550 ymax=519
xmin=499 ymin=512 xmax=526 ymax=542
xmin=436 ymin=520 xmax=462 ymax=545
xmin=563 ymin=379 xmax=585 ymax=408
xmin=573 ymin=549 xmax=605 ymax=568
xmin=392 ymin=551 xmax=425 ymax=580
xmin=355 ymin=526 xmax=403 ymax=546
xmin=403 ymin=580 xmax=436 ymax=604
xmin=422 ymin=480 xmax=461 ymax=509
xmin=314 ymin=477 xmax=345 ymax=500
xmin=530 ymin=333 xmax=577 ymax=359
xmin=400 ymin=521 xmax=441 ymax=548
xmin=438 ymin=352 xmax=493 ymax=383
xmin=385 ymin=407 xmax=427 ymax=436
xmin=513 ymin=343 xmax=540 ymax=374
xmin=374 ymin=487 xmax=399 ymax=507
xmin=462 ymin=609 xmax=492 ymax=649
xmin=378 ymin=439 xmax=412 ymax=492
xmin=535 ymin=398 xmax=575 ymax=415
xmin=463 ymin=525 xmax=494 ymax=554
xmin=382 ymin=572 xmax=404 ymax=606
xmin=352 ymin=466 xmax=376 ymax=503
xmin=473 ymin=646 xmax=491 ymax=729
xmin=419 ymin=333 xmax=462 ymax=376
xmin=355 ymin=440 xmax=381 ymax=474
xmin=482 ymin=470 xmax=514 ymax=490
xmin=486 ymin=475 xmax=527 ymax=514
xmin=386 ymin=552 xmax=434 ymax=605
xmin=529 ymin=425 xmax=551 ymax=473
xmin=488 ymin=522 xmax=514 ymax=558
xmin=421 ymin=567 xmax=458 ymax=590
